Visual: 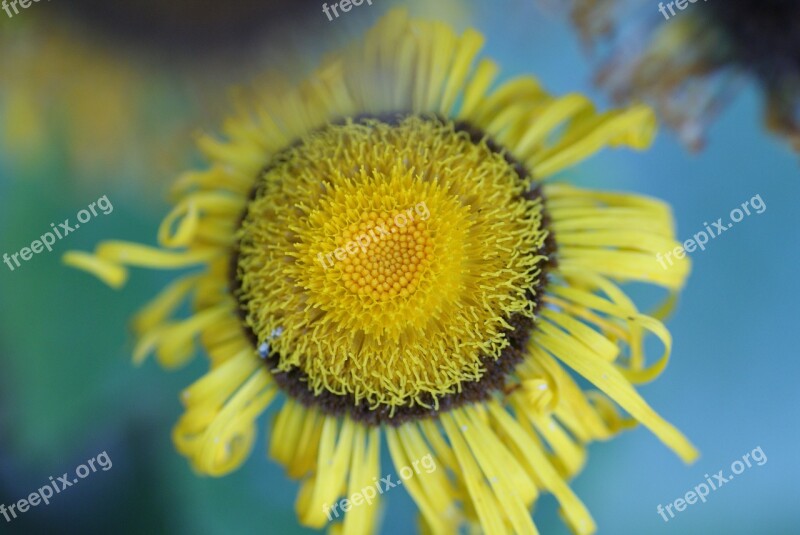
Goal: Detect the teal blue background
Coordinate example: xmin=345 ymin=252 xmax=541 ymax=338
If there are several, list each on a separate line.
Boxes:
xmin=1 ymin=1 xmax=798 ymax=533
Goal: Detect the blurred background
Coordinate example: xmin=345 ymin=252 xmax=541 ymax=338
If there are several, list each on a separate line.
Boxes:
xmin=1 ymin=0 xmax=797 ymax=533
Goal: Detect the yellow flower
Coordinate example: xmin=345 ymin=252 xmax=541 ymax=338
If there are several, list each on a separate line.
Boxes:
xmin=65 ymin=10 xmax=696 ymax=534
xmin=0 ymin=1 xmax=324 ymax=187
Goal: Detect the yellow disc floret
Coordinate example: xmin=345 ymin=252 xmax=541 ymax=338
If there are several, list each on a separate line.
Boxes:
xmin=235 ymin=116 xmax=549 ymax=412
xmin=338 ymin=210 xmax=434 ymax=300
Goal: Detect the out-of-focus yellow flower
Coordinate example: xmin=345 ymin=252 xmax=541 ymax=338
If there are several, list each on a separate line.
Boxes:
xmin=0 ymin=2 xmax=330 ymax=192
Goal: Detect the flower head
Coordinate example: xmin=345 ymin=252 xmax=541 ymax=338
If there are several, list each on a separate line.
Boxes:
xmin=66 ymin=10 xmax=696 ymax=534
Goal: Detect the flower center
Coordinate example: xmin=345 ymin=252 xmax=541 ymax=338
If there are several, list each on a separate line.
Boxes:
xmin=232 ymin=115 xmax=553 ymax=424
xmin=338 ymin=210 xmax=433 ymax=300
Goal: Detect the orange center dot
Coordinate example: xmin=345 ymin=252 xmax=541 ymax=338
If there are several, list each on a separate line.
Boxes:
xmin=340 ymin=211 xmax=433 ymax=300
